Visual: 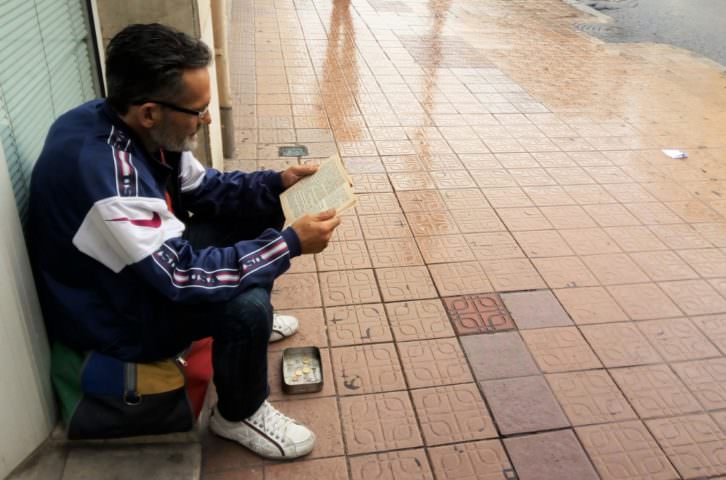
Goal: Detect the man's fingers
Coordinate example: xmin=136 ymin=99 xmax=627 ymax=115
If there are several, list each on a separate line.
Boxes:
xmin=315 ymin=208 xmax=337 ymax=221
xmin=320 ymin=214 xmax=342 ymax=231
xmin=294 ymin=164 xmax=319 ymax=176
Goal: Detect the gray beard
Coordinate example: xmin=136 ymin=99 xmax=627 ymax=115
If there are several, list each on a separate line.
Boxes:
xmin=150 ymin=124 xmax=198 ymax=152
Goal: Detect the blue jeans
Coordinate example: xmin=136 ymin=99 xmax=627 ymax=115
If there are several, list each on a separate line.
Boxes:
xmin=175 ymin=210 xmax=284 ymax=420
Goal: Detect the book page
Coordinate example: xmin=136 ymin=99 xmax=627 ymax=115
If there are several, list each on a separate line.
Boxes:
xmin=280 ymin=155 xmax=356 ymax=227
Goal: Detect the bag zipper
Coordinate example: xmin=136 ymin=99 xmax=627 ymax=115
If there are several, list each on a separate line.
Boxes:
xmin=123 ymin=362 xmax=141 ymax=405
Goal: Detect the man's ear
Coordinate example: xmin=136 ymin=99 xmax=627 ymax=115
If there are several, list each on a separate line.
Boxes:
xmin=137 ymin=103 xmax=158 ymax=129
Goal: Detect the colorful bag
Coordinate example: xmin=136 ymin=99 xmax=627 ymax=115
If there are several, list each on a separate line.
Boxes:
xmin=51 ymin=339 xmax=212 ymax=439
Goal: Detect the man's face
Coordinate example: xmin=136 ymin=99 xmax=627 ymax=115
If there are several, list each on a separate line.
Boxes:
xmin=150 ymin=67 xmax=212 ymax=152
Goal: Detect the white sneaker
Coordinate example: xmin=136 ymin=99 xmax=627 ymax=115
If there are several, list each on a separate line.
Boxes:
xmin=209 ymin=401 xmax=315 ymax=459
xmin=270 ymin=313 xmax=299 ymax=342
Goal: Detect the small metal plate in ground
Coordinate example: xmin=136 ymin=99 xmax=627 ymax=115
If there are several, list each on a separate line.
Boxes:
xmin=279 ymin=145 xmax=308 ymax=157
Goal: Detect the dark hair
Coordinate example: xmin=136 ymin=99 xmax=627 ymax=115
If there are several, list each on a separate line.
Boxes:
xmin=105 ymin=23 xmax=212 ymax=113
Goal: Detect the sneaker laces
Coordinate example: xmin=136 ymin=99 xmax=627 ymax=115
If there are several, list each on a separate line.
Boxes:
xmin=250 ymin=402 xmax=293 ymax=443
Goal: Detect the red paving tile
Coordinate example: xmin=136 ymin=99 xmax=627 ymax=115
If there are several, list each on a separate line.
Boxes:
xmin=443 ymin=293 xmax=514 ymax=335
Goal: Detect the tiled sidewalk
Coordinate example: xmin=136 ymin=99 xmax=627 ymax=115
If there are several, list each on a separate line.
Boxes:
xmin=203 ymin=0 xmax=726 ymax=479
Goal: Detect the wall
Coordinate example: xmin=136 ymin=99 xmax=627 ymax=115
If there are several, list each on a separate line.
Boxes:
xmin=94 ymin=0 xmax=224 ymax=169
xmin=0 ymin=144 xmax=55 ymax=478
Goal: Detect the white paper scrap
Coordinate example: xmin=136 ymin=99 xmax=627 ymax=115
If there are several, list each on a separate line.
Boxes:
xmin=662 ymin=149 xmax=688 ymax=159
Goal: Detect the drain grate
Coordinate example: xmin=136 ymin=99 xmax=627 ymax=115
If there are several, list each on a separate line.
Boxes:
xmin=279 ymin=145 xmax=309 ymax=157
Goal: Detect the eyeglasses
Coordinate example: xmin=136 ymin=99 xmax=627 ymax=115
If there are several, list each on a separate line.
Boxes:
xmin=135 ymin=99 xmax=210 ymax=119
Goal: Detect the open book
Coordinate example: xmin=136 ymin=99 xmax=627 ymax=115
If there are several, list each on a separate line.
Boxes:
xmin=280 ymin=155 xmax=357 ymax=227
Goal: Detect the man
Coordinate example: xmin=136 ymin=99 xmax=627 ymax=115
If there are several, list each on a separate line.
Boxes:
xmin=28 ymin=23 xmax=339 ymax=459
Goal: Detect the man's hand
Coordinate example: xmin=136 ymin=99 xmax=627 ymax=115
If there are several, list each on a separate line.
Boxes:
xmin=291 ymin=209 xmax=341 ymax=254
xmin=281 ymin=164 xmax=319 ymax=189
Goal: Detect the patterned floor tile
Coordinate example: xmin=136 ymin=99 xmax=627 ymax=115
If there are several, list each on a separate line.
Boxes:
xmin=659 ymin=280 xmax=726 ymax=316
xmin=607 ymin=284 xmax=682 ymax=320
xmin=554 ymin=286 xmax=629 ymax=325
xmin=504 ymin=430 xmax=599 ymax=480
xmin=629 ymin=251 xmax=699 ymax=282
xmin=367 ymin=238 xmax=424 ymax=268
xmin=547 ymin=370 xmax=637 ymax=426
xmin=646 ymin=414 xmax=726 ymax=479
xmin=671 ymin=358 xmax=726 ymax=410
xmin=330 ymin=343 xmax=405 ymax=396
xmin=500 ymin=289 xmax=573 ymax=329
xmin=581 ymin=323 xmax=662 ymax=367
xmin=461 ymin=332 xmax=540 ymax=381
xmin=481 ymin=375 xmax=569 ymax=435
xmin=481 ymin=258 xmax=546 ymax=291
xmin=417 ymin=235 xmax=475 ymax=264
xmin=411 ymin=383 xmax=497 ymax=445
xmin=319 ymin=269 xmax=381 ymax=306
xmin=398 ymin=338 xmax=472 ymax=388
xmin=610 ymin=364 xmax=702 ymax=419
xmin=331 ymin=215 xmax=364 ymax=242
xmin=533 ymin=256 xmax=599 ymax=289
xmin=690 ymin=314 xmax=726 ymax=355
xmin=271 ymin=272 xmax=322 ymax=309
xmin=443 ymin=294 xmax=515 ymax=335
xmin=575 ymin=420 xmax=679 ymax=480
xmin=268 ymin=308 xmax=327 ymax=351
xmin=637 ymin=318 xmax=720 ymax=362
xmin=265 ymin=457 xmax=349 ymax=480
xmin=385 ymin=299 xmax=455 ymax=341
xmin=349 ymin=449 xmax=433 ymax=480
xmin=339 ymin=392 xmax=423 ymax=455
xmin=428 ymin=440 xmax=515 ymax=480
xmin=359 ymin=213 xmax=412 ymax=239
xmin=521 ymin=327 xmax=602 ymax=372
xmin=272 ymin=397 xmax=344 ymax=459
xmin=325 ymin=304 xmax=393 ymax=346
xmin=582 ymin=253 xmax=650 ymax=285
xmin=428 ymin=261 xmax=493 ymax=297
xmin=375 ymin=266 xmax=438 ymax=302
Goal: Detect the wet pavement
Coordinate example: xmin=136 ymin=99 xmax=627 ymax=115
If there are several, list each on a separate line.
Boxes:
xmin=574 ymin=0 xmax=726 ymax=67
xmin=204 ymin=0 xmax=726 ymax=478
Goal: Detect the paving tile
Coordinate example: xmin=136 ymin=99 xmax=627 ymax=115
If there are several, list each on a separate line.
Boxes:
xmin=331 ymin=343 xmax=405 ymax=396
xmin=449 ymin=208 xmax=505 ymax=233
xmin=464 ymin=232 xmax=524 ymax=261
xmin=339 ymin=392 xmax=423 ymax=455
xmin=272 ymin=397 xmax=344 ymax=458
xmin=460 ymin=332 xmax=540 ymax=381
xmin=428 ymin=261 xmax=493 ymax=297
xmin=580 ymin=323 xmax=662 ymax=367
xmin=481 ymin=258 xmax=546 ymax=291
xmin=204 ymin=467 xmax=263 ymax=480
xmin=540 ymin=205 xmax=597 ymax=229
xmin=406 ymin=211 xmax=460 ymax=236
xmin=504 ymin=430 xmax=599 ymax=480
xmin=375 ymin=266 xmax=438 ymax=302
xmin=443 ymin=294 xmax=515 ymax=335
xmin=691 ymin=314 xmax=726 ymax=354
xmin=582 ymin=253 xmax=650 ymax=285
xmin=356 ymin=193 xmax=402 ymax=216
xmin=646 ymin=414 xmax=726 ymax=479
xmin=272 ymin=272 xmax=322 ymax=309
xmin=629 ymin=250 xmax=699 ymax=281
xmin=554 ymin=286 xmax=629 ymax=325
xmin=416 ymin=235 xmax=475 ymax=264
xmin=287 ymin=254 xmax=317 ymax=274
xmin=428 ymin=440 xmax=515 ymax=480
xmin=637 ymin=318 xmax=720 ymax=362
xmin=268 ymin=308 xmax=327 ymax=351
xmin=385 ymin=299 xmax=455 ymax=341
xmin=398 ymin=338 xmax=473 ymax=388
xmin=607 ymin=284 xmax=682 ymax=320
xmin=396 ymin=190 xmax=445 ymax=212
xmin=521 ymin=327 xmax=602 ymax=372
xmin=349 ymin=449 xmax=434 ymax=480
xmin=559 ymin=228 xmax=621 ymax=255
xmin=513 ymin=230 xmax=574 ymax=257
xmin=411 ymin=383 xmax=496 ymax=445
xmin=610 ymin=364 xmax=702 ymax=419
xmin=584 ymin=203 xmax=641 ymax=227
xmin=649 ymin=224 xmax=712 ymax=250
xmin=671 ymin=358 xmax=726 ymax=410
xmin=267 ymin=348 xmax=336 ymax=402
xmin=325 ymin=304 xmax=392 ymax=347
xmin=496 ymin=207 xmax=552 ymax=231
xmin=367 ymin=238 xmax=424 ymax=267
xmin=547 ymin=370 xmax=637 ymax=425
xmin=533 ymin=256 xmax=599 ymax=289
xmin=331 ymin=215 xmax=364 ymax=242
xmin=604 ymin=226 xmax=668 ymax=252
xmin=319 ymin=270 xmax=381 ymax=306
xmin=575 ymin=420 xmax=679 ymax=480
xmin=500 ymin=289 xmax=572 ymax=329
xmin=481 ymin=375 xmax=569 ymax=435
xmin=659 ymin=279 xmax=726 ymax=316
xmin=264 ymin=457 xmax=349 ymax=480
xmin=201 ymin=428 xmax=263 ymax=475
xmin=359 ymin=213 xmax=412 ymax=239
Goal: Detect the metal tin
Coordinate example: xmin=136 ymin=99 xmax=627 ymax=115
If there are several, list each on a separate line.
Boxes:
xmin=281 ymin=346 xmax=323 ymax=394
